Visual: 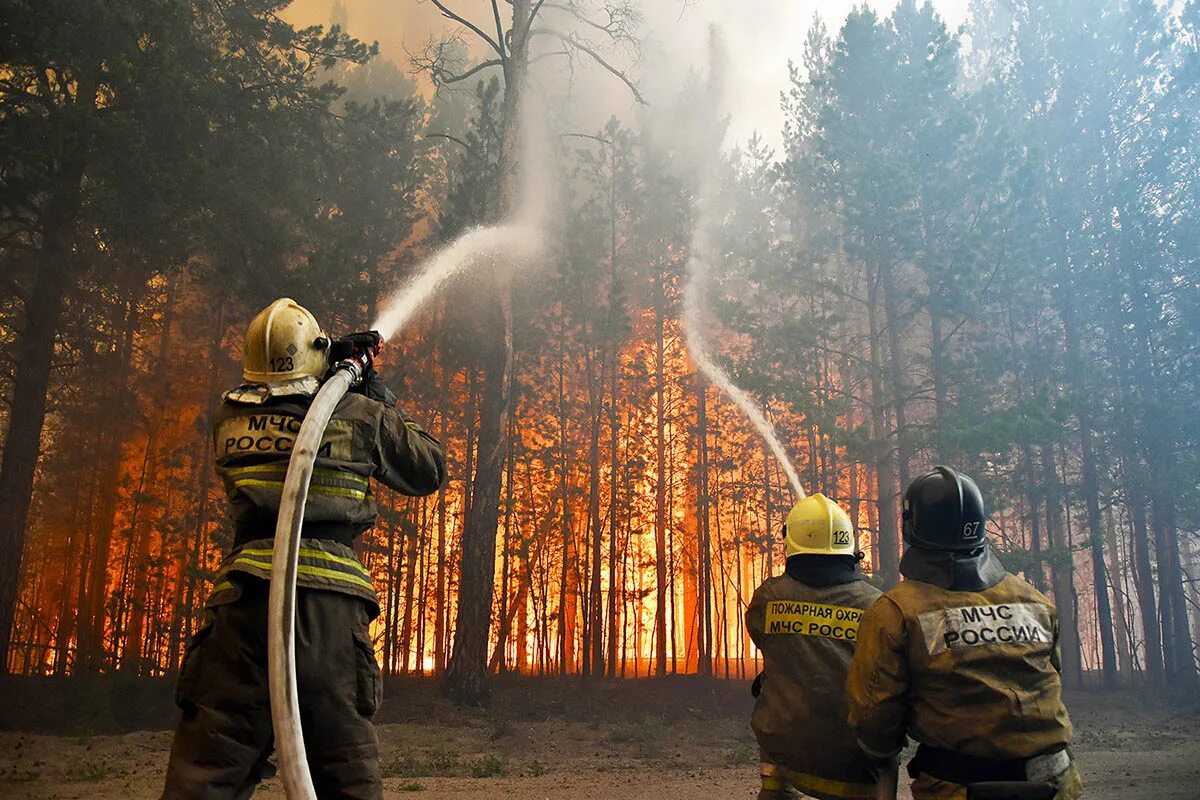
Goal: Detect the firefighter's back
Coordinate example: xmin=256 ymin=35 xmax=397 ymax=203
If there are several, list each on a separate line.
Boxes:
xmin=748 ymin=573 xmax=881 ymax=794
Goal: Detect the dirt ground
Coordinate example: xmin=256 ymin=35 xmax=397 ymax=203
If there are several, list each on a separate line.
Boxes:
xmin=0 ymin=684 xmax=1197 ymax=799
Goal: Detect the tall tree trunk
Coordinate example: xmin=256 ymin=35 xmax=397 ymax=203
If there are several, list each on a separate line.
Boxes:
xmin=586 ymin=352 xmax=605 ymax=677
xmin=1042 ymin=444 xmax=1082 ymax=686
xmin=444 ymin=283 xmax=513 ymax=704
xmin=0 ymin=249 xmax=69 ymax=671
xmin=695 ymin=375 xmax=712 ymax=676
xmin=79 ymin=298 xmax=138 ymax=672
xmin=866 ymin=265 xmax=899 ymax=586
xmin=880 ymin=264 xmax=912 ymax=494
xmin=606 ymin=355 xmax=620 ymax=677
xmin=1103 ymin=505 xmax=1134 ymax=681
xmin=494 ymin=401 xmax=517 ymax=673
xmin=653 ymin=264 xmax=668 ymax=676
xmin=1079 ymin=422 xmax=1117 ymax=686
xmin=1151 ymin=496 xmax=1196 ymax=681
xmin=1020 ymin=440 xmax=1045 ymax=592
xmin=443 ymin=0 xmax=531 ymax=702
xmin=1061 ymin=304 xmax=1117 ymax=685
xmin=122 ymin=276 xmax=178 ymax=674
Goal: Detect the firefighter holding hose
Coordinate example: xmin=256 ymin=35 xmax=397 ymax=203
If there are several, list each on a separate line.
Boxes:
xmin=846 ymin=466 xmax=1083 ymax=800
xmin=746 ymin=493 xmax=890 ymax=800
xmin=162 ymin=298 xmax=446 ymax=800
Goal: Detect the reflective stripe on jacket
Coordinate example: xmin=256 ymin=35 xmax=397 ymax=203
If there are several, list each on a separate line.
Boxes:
xmin=211 ymin=387 xmax=446 ymax=540
xmin=207 ymin=381 xmax=446 ymax=613
xmin=846 ymin=573 xmax=1073 ymax=763
xmin=207 ymin=537 xmax=379 ymax=617
xmin=746 ymin=573 xmax=883 ymax=800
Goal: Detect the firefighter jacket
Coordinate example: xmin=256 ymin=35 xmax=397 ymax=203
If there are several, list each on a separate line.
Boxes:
xmin=746 ymin=557 xmax=883 ymax=800
xmin=205 ymin=378 xmax=446 ymax=616
xmin=846 ymin=547 xmax=1073 ymax=765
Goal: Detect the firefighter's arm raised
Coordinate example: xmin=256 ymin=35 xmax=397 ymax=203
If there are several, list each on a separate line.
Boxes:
xmin=846 ymin=596 xmax=909 ymax=760
xmin=373 ymin=401 xmax=447 ymax=496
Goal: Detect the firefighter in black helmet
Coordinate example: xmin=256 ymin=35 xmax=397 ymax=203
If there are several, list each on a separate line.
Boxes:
xmin=845 ymin=466 xmax=1082 ymax=800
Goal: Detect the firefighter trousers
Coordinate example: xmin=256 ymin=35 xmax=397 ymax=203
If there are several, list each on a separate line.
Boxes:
xmin=161 ymin=578 xmax=383 ymax=800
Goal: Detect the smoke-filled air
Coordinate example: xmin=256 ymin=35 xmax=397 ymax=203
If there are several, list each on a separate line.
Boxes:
xmin=1 ymin=1 xmax=1198 ymax=798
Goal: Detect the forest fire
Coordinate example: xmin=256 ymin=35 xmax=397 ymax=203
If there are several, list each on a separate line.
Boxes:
xmin=1 ymin=0 xmax=1199 ymax=798
xmin=5 ymin=265 xmax=854 ymax=679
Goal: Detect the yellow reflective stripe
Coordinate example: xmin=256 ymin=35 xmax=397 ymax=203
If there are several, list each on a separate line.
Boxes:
xmin=296 ymin=564 xmax=374 ymax=592
xmin=226 ymin=555 xmax=374 ymax=593
xmin=231 ymin=556 xmax=274 ymax=572
xmin=211 ymin=581 xmax=236 ymax=595
xmin=783 ymin=768 xmax=875 ymax=799
xmin=226 ymin=464 xmax=369 ymax=487
xmin=300 ymin=547 xmax=372 ymax=573
xmin=228 ymin=478 xmax=367 ymax=500
xmin=231 ymin=478 xmax=286 ymax=491
xmin=225 ymin=463 xmax=288 ymax=476
xmin=310 ymin=484 xmax=367 ymax=500
xmin=239 ymin=547 xmax=371 ymax=578
xmin=404 ymin=420 xmax=422 ymax=430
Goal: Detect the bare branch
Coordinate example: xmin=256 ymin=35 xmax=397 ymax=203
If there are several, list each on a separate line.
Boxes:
xmin=428 ymin=0 xmax=505 ymax=56
xmin=538 ymin=1 xmax=640 ymax=44
xmin=529 ymin=49 xmax=570 ymax=65
xmin=410 ymin=37 xmax=502 ymax=88
xmin=524 ymin=0 xmax=550 ymax=39
xmin=490 ymin=0 xmax=509 ymax=67
xmin=443 ymin=59 xmax=505 ymax=84
xmin=534 ymin=28 xmax=645 ymax=104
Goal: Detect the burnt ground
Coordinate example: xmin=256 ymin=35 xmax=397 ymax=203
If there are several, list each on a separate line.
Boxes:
xmin=0 ymin=676 xmax=1197 ymax=798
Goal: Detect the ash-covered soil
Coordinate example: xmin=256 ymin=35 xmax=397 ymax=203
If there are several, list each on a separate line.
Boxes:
xmin=0 ymin=678 xmax=1196 ymax=799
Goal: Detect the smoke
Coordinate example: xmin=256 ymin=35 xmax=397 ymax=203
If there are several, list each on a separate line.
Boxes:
xmin=371 ymin=75 xmax=553 ymax=341
xmin=370 ymin=225 xmax=542 ymax=340
xmin=680 ymin=28 xmax=806 ymax=500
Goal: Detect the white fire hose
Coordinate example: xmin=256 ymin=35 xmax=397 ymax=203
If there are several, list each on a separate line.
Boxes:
xmin=267 ymin=358 xmax=363 ymax=800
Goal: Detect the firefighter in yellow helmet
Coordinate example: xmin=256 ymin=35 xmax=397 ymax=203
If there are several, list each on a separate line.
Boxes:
xmin=745 ymin=493 xmax=889 ymax=800
xmin=161 ymin=299 xmax=446 ymax=800
xmin=846 ymin=466 xmax=1083 ymax=800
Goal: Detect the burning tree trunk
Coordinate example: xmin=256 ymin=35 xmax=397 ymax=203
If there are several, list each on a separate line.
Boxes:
xmin=445 ymin=282 xmax=513 ymax=702
xmin=653 ymin=262 xmax=669 ymax=676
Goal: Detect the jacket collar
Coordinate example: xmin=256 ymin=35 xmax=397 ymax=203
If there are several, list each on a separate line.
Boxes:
xmin=224 ymin=376 xmax=321 ymax=405
xmin=899 ymin=544 xmax=1007 ymax=592
xmin=784 ymin=555 xmax=862 ymax=588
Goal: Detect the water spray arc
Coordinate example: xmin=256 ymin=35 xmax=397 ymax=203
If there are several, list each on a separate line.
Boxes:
xmin=682 ymin=254 xmax=805 ymax=500
xmin=680 ymin=27 xmax=804 ymax=501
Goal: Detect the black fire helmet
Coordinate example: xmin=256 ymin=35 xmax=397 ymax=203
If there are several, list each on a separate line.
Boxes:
xmin=901 ymin=465 xmax=987 ymax=551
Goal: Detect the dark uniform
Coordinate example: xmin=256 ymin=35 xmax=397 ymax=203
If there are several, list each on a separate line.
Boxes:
xmin=746 ymin=558 xmax=883 ymax=800
xmin=846 ymin=545 xmax=1082 ymax=800
xmin=161 ymin=376 xmax=446 ymax=800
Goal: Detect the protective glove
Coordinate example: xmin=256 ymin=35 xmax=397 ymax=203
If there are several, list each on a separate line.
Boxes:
xmin=328 ymin=331 xmax=384 ymax=387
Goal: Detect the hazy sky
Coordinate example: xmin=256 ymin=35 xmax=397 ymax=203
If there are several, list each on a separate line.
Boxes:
xmin=665 ymin=1 xmax=970 ymax=148
xmin=287 ymin=0 xmax=972 ymax=150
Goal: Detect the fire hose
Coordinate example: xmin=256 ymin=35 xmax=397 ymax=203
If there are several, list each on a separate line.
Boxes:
xmin=267 ymin=335 xmax=379 ymax=800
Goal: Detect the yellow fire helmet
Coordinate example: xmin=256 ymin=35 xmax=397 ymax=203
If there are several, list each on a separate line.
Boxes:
xmin=242 ymin=298 xmax=329 ymax=384
xmin=784 ymin=493 xmax=856 ymax=557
